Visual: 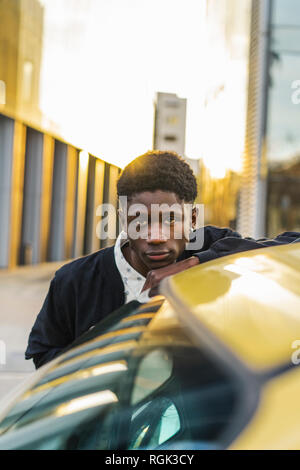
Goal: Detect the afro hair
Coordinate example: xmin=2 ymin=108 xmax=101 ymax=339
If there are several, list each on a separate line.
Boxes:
xmin=117 ymin=150 xmax=198 ymax=202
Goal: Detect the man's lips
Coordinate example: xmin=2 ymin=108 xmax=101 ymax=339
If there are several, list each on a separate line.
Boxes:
xmin=145 ymin=251 xmax=171 ymax=261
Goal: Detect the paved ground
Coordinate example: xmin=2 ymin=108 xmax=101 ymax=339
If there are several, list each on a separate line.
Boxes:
xmin=0 ymin=261 xmax=65 ymax=401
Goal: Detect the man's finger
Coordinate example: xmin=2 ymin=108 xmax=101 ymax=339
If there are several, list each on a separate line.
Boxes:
xmin=149 ymin=285 xmax=160 ymax=297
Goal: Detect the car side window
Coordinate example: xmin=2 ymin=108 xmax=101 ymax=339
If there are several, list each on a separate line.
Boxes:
xmin=0 ymin=343 xmax=240 ymax=450
xmin=130 ymin=349 xmax=173 ymax=405
xmin=71 ymin=345 xmax=238 ymax=451
xmin=116 ymin=345 xmax=238 ymax=450
xmin=128 ymin=398 xmax=181 ymax=449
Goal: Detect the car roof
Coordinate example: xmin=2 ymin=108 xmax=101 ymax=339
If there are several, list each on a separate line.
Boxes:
xmin=163 ymin=243 xmax=300 ymax=373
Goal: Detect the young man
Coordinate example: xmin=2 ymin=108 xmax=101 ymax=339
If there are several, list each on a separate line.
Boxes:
xmin=25 ymin=151 xmax=300 ymax=368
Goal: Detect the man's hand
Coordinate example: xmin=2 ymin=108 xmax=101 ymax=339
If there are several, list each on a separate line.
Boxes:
xmin=141 ymin=256 xmax=199 ymax=297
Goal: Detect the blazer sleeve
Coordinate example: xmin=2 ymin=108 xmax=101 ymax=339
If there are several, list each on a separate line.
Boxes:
xmin=191 ymin=229 xmax=300 ymax=264
xmin=25 ymin=273 xmax=75 ymax=369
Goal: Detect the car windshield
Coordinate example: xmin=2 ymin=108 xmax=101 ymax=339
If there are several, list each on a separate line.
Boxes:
xmin=0 ymin=312 xmax=243 ymax=450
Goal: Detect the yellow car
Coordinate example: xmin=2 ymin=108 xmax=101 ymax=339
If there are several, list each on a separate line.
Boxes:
xmin=0 ymin=243 xmax=299 ymax=450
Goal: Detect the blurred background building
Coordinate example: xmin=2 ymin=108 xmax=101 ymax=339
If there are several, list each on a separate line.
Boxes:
xmin=0 ymin=0 xmax=43 ymax=124
xmin=153 ymin=92 xmax=199 ymax=175
xmin=202 ymin=0 xmax=300 ymax=238
xmin=264 ymin=0 xmax=300 ymax=237
xmin=0 ymin=0 xmax=120 ymax=270
xmin=153 ymin=92 xmax=187 ymax=157
xmin=200 ymin=0 xmax=252 ymax=229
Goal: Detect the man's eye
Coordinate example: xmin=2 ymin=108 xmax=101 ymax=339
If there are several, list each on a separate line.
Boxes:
xmin=163 ymin=215 xmax=181 ymax=225
xmin=135 ymin=219 xmax=148 ymax=227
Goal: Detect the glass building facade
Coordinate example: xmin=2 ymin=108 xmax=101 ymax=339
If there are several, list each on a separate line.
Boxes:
xmin=200 ymin=0 xmax=252 ymax=229
xmin=266 ymin=0 xmax=300 ymax=236
xmin=203 ymin=0 xmax=300 ymax=238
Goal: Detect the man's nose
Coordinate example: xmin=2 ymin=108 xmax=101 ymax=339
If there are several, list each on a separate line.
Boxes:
xmin=147 ymin=222 xmax=168 ymax=243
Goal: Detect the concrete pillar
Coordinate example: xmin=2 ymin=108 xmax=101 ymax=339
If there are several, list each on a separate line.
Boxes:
xmin=0 ymin=115 xmax=26 ymax=269
xmin=40 ymin=135 xmax=55 ymax=262
xmin=48 ymin=142 xmax=77 ymax=261
xmin=72 ymin=151 xmax=89 ymax=258
xmin=108 ymin=165 xmax=120 ymax=238
xmin=65 ymin=146 xmax=78 ymax=259
xmin=101 ymin=164 xmax=119 ymax=248
xmin=20 ymin=130 xmax=54 ymax=264
xmin=0 ymin=115 xmax=14 ymax=269
xmin=20 ymin=129 xmax=55 ymax=265
xmin=84 ymin=156 xmax=105 ymax=254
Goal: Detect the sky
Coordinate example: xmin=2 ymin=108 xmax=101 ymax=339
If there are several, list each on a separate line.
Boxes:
xmin=39 ymin=0 xmax=207 ymax=168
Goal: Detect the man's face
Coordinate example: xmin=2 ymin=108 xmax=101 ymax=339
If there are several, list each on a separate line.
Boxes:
xmin=121 ymin=190 xmax=192 ymax=276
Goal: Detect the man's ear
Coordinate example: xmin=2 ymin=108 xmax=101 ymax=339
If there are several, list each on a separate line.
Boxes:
xmin=191 ymin=207 xmax=197 ymax=229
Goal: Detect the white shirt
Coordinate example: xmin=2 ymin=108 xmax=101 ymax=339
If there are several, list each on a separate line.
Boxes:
xmin=114 ymin=231 xmax=151 ymax=304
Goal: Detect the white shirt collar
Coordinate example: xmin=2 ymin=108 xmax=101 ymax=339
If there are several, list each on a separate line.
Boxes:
xmin=114 ymin=231 xmax=151 ymax=304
